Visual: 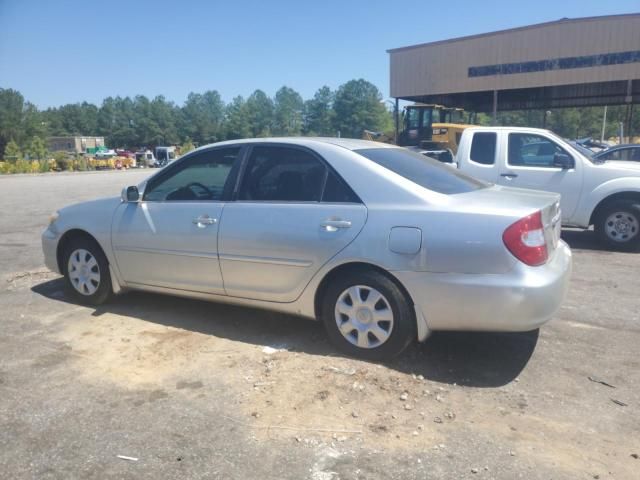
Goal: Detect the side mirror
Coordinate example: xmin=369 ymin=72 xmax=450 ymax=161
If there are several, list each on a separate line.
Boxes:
xmin=553 ymin=152 xmax=575 ymax=169
xmin=121 ymin=185 xmax=140 ymax=202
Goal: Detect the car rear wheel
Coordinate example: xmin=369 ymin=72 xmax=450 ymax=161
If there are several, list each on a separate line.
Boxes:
xmin=321 ymin=269 xmax=415 ymax=360
xmin=63 ymin=237 xmax=113 ymax=305
xmin=595 ymin=201 xmax=640 ymax=251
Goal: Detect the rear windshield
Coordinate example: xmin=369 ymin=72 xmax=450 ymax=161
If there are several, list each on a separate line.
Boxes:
xmin=355 ymin=147 xmax=489 ymax=194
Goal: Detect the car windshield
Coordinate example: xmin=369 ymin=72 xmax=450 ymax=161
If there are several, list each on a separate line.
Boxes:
xmin=355 ymin=147 xmax=489 ymax=194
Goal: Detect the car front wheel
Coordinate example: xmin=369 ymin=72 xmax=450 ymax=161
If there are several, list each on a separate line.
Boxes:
xmin=63 ymin=237 xmax=113 ymax=305
xmin=595 ymin=201 xmax=640 ymax=251
xmin=321 ymin=269 xmax=416 ymax=360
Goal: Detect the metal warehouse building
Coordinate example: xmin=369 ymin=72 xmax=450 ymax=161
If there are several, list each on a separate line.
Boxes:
xmin=388 ymin=14 xmax=640 ymax=117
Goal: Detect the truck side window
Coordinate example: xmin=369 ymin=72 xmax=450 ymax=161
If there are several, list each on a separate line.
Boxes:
xmin=470 ymin=132 xmax=497 ymax=165
xmin=508 ymin=133 xmax=568 ymax=168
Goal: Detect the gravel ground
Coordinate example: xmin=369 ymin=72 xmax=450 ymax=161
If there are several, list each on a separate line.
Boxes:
xmin=0 ymin=170 xmax=639 ymax=479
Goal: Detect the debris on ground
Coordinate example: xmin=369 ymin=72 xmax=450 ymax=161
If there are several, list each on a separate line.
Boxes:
xmin=116 ymin=455 xmax=139 ymax=462
xmin=588 ymin=376 xmax=616 ymax=388
xmin=610 ymin=399 xmax=628 ymax=407
xmin=261 ymin=345 xmax=287 ymax=354
xmin=323 ymin=366 xmax=356 ymax=376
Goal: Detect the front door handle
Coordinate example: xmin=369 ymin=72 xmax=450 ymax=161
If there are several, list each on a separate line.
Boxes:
xmin=192 ymin=215 xmax=217 ymax=227
xmin=500 ymin=173 xmax=518 ymax=179
xmin=321 ymin=219 xmax=352 ymax=232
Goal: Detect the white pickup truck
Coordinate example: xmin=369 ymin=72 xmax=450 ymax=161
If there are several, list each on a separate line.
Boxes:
xmin=455 ymin=127 xmax=640 ymax=250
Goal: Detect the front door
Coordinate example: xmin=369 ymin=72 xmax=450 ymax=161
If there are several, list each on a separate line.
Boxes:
xmin=496 ymin=132 xmax=583 ymax=221
xmin=218 ymin=145 xmax=367 ymax=302
xmin=112 ymin=146 xmax=242 ymax=294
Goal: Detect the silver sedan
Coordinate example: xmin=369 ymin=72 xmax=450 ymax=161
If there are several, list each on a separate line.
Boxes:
xmin=42 ymin=138 xmax=572 ymax=359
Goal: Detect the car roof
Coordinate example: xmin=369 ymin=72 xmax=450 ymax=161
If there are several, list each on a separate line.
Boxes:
xmin=192 ymin=137 xmax=397 ymax=153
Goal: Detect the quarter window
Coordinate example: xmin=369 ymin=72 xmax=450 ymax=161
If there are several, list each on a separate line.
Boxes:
xmin=238 ymin=146 xmax=327 ymax=202
xmin=508 ymin=133 xmax=569 ymax=168
xmin=322 ymin=171 xmax=360 ymax=203
xmin=143 ymin=147 xmax=239 ymax=201
xmin=469 ymin=132 xmax=497 ymax=165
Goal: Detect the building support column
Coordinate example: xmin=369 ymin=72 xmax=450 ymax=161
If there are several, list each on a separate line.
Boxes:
xmin=625 ymin=80 xmax=633 ymax=143
xmin=394 ymin=98 xmax=399 ymax=144
xmin=492 ymin=90 xmax=498 ymax=125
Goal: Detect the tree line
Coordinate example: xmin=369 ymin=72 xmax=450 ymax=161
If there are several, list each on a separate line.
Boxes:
xmin=1 ymin=80 xmax=637 ymax=163
xmin=0 ymin=80 xmax=393 ymax=160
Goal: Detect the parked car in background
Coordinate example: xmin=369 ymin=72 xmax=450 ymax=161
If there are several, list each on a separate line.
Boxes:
xmin=42 ymin=138 xmax=571 ymax=360
xmin=593 ymin=144 xmax=640 ymax=162
xmin=135 ymin=150 xmax=156 ymax=168
xmin=94 ymin=149 xmax=116 ymax=159
xmin=154 ymin=146 xmax=177 ymax=167
xmin=456 ymin=127 xmax=640 ymax=250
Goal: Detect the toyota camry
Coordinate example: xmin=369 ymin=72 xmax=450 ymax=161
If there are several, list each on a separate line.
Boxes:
xmin=42 ymin=138 xmax=571 ymax=359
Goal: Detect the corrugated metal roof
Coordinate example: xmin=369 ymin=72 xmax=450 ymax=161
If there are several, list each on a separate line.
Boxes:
xmin=387 ymin=13 xmax=640 ymax=53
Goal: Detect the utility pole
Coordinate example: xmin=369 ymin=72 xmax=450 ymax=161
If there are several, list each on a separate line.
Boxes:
xmin=600 ymin=106 xmax=608 ymax=143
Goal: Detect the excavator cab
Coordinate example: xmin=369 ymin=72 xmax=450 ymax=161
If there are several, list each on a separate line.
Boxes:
xmin=397 ymin=104 xmax=441 ymax=148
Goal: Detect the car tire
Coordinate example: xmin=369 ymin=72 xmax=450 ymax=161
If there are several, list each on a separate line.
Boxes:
xmin=63 ymin=236 xmax=113 ymax=305
xmin=594 ymin=201 xmax=640 ymax=252
xmin=321 ymin=269 xmax=416 ymax=361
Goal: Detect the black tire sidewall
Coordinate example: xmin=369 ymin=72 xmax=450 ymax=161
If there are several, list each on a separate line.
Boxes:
xmin=321 ymin=270 xmax=416 ymax=361
xmin=595 ymin=201 xmax=640 ymax=252
xmin=63 ymin=237 xmax=112 ymax=305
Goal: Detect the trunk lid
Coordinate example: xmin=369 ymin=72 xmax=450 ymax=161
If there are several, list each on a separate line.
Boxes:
xmin=454 ymin=185 xmax=562 ymax=261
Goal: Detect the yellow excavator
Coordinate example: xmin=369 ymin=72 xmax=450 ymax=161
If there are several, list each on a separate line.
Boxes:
xmin=364 ymin=103 xmax=473 ymax=163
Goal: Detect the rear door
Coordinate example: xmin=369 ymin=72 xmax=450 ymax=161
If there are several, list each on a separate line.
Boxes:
xmin=459 ymin=131 xmax=501 ymax=182
xmin=218 ymin=144 xmax=367 ymax=302
xmin=496 ymin=132 xmax=583 ymax=220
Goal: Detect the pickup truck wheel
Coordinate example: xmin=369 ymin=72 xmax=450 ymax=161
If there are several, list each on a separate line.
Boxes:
xmin=595 ymin=201 xmax=640 ymax=251
xmin=321 ymin=270 xmax=416 ymax=361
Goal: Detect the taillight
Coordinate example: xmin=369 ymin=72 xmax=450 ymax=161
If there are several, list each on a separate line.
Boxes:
xmin=502 ymin=210 xmax=548 ymax=266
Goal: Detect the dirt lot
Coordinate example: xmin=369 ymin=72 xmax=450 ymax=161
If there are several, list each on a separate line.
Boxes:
xmin=1 ymin=171 xmax=639 ymax=479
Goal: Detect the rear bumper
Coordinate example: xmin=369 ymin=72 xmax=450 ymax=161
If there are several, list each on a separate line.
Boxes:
xmin=42 ymin=227 xmax=60 ymax=274
xmin=394 ymin=241 xmax=572 ymax=332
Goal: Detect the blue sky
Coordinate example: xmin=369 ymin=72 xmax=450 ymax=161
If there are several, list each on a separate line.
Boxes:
xmin=0 ymin=0 xmax=638 ymax=108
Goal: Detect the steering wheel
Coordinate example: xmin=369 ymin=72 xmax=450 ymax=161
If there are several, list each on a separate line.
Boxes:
xmin=185 ymin=182 xmax=213 ymax=199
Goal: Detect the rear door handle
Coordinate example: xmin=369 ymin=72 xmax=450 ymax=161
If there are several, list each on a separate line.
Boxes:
xmin=192 ymin=215 xmax=217 ymax=227
xmin=321 ymin=219 xmax=352 ymax=232
xmin=500 ymin=173 xmax=518 ymax=179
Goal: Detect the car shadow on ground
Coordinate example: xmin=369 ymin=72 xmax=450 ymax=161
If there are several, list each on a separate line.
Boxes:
xmin=561 ymin=228 xmax=609 ymax=252
xmin=32 ymin=278 xmax=539 ymax=388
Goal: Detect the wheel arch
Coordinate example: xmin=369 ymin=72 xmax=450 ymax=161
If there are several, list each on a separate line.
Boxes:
xmin=56 ymin=228 xmax=107 ymax=273
xmin=589 ymin=191 xmax=640 ymax=225
xmin=313 ymin=261 xmax=416 ymax=320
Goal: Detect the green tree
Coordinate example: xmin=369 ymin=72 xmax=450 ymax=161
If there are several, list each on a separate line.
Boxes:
xmin=0 ymin=88 xmax=45 ymax=155
xmin=333 ymin=79 xmax=391 ymax=138
xmin=245 ymin=90 xmax=274 ymax=137
xmin=180 ymin=137 xmax=196 ymax=156
xmin=26 ymin=136 xmax=47 ymax=160
xmin=181 ymin=91 xmax=225 ymax=144
xmin=3 ymin=139 xmax=22 ymax=162
xmin=224 ymin=96 xmax=251 ymax=139
xmin=304 ymin=86 xmax=334 ymax=135
xmin=273 ymin=86 xmax=303 ymax=136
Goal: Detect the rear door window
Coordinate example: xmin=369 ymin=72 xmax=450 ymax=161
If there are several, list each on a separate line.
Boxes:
xmin=355 ymin=147 xmax=488 ymax=194
xmin=469 ymin=132 xmax=496 ymax=165
xmin=238 ymin=146 xmax=326 ymax=202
